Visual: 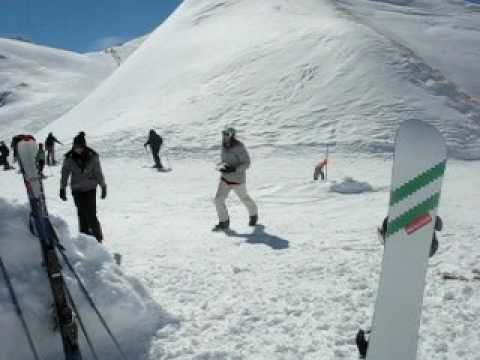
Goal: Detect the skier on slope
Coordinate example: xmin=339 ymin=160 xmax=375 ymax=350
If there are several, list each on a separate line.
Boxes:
xmin=36 ymin=143 xmax=46 ymax=178
xmin=0 ymin=141 xmax=12 ymax=170
xmin=213 ymin=127 xmax=258 ymax=231
xmin=313 ymin=159 xmax=327 ymax=181
xmin=144 ymin=129 xmax=163 ymax=169
xmin=45 ymin=132 xmax=62 ymax=165
xmin=60 ymin=132 xmax=107 ymax=243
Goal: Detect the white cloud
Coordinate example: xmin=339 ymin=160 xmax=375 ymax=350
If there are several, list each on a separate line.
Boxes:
xmin=89 ymin=35 xmax=127 ymax=51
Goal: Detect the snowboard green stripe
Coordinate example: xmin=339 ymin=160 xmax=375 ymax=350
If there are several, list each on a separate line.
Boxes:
xmin=389 ymin=160 xmax=446 ymax=206
xmin=386 ymin=192 xmax=441 ymax=237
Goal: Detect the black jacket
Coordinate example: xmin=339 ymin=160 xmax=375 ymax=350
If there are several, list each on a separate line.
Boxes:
xmin=0 ymin=144 xmax=9 ymax=157
xmin=45 ymin=134 xmax=61 ymax=147
xmin=145 ymin=132 xmax=163 ymax=152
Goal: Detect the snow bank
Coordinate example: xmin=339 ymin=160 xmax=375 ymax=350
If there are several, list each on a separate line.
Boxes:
xmin=0 ymin=198 xmax=175 ymax=360
xmin=329 ymin=177 xmax=374 ymax=194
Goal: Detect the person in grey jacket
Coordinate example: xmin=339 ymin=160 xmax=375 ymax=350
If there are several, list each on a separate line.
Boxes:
xmin=60 ymin=132 xmax=107 ymax=242
xmin=213 ymin=127 xmax=258 ymax=231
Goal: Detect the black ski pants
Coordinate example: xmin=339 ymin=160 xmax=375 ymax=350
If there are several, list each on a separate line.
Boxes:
xmin=151 ymin=147 xmax=163 ymax=168
xmin=46 ymin=145 xmax=56 ymax=165
xmin=72 ymin=189 xmax=103 ymax=242
xmin=0 ymin=155 xmax=9 ymax=170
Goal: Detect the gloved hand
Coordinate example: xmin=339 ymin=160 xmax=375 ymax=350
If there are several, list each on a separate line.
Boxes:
xmin=59 ymin=188 xmax=67 ymax=201
xmin=101 ymin=185 xmax=107 ymax=199
xmin=220 ymin=165 xmax=236 ymax=173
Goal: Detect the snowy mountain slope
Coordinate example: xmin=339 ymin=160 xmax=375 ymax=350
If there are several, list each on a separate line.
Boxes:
xmin=2 ymin=1 xmax=480 ymax=359
xmin=100 ymin=36 xmax=148 ymax=66
xmin=334 ymin=0 xmax=480 ymax=98
xmin=0 ymin=36 xmax=145 ymax=141
xmin=41 ymin=0 xmax=480 ymax=159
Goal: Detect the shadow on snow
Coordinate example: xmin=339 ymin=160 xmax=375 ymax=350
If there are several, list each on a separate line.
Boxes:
xmin=225 ymin=224 xmax=289 ymax=250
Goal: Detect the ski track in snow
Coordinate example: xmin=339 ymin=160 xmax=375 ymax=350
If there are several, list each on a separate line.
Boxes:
xmin=332 ymin=0 xmax=480 ymax=159
xmin=2 ymin=153 xmax=480 ymax=359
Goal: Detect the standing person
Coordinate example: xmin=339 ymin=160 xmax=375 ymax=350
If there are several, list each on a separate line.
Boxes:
xmin=313 ymin=159 xmax=327 ymax=181
xmin=10 ymin=134 xmax=27 ymax=163
xmin=144 ymin=129 xmax=163 ymax=169
xmin=45 ymin=132 xmax=62 ymax=165
xmin=0 ymin=141 xmax=12 ymax=170
xmin=36 ymin=143 xmax=46 ymax=178
xmin=59 ymin=132 xmax=107 ymax=243
xmin=213 ymin=127 xmax=258 ymax=231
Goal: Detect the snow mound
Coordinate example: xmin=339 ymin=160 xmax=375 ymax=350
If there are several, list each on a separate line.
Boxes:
xmin=0 ymin=198 xmax=176 ymax=360
xmin=329 ymin=177 xmax=373 ymax=194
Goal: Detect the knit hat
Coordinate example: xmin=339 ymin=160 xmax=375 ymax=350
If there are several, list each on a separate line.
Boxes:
xmin=73 ymin=132 xmax=86 ymax=147
xmin=222 ymin=127 xmax=236 ymax=138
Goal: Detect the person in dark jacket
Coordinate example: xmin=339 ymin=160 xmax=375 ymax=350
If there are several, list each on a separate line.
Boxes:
xmin=213 ymin=127 xmax=258 ymax=231
xmin=60 ymin=132 xmax=107 ymax=242
xmin=0 ymin=141 xmax=12 ymax=170
xmin=144 ymin=129 xmax=163 ymax=169
xmin=36 ymin=143 xmax=46 ymax=178
xmin=45 ymin=132 xmax=62 ymax=165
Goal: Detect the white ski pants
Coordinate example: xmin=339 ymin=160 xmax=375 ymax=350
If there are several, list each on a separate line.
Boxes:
xmin=215 ymin=180 xmax=258 ymax=222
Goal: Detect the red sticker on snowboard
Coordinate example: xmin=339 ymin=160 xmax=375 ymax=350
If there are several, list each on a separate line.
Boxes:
xmin=405 ymin=213 xmax=432 ymax=235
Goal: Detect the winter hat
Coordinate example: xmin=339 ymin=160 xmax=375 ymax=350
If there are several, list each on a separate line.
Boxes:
xmin=73 ymin=132 xmax=86 ymax=147
xmin=222 ymin=127 xmax=236 ymax=138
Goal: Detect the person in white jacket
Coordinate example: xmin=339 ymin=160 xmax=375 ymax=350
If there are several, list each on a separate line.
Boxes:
xmin=213 ymin=127 xmax=258 ymax=231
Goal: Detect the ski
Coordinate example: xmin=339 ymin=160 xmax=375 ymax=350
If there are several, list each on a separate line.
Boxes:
xmin=0 ymin=256 xmax=42 ymax=360
xmin=361 ymin=120 xmax=447 ymax=360
xmin=17 ymin=136 xmax=82 ymax=360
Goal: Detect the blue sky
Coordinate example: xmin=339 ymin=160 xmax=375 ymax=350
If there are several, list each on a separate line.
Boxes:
xmin=0 ymin=0 xmax=183 ymax=53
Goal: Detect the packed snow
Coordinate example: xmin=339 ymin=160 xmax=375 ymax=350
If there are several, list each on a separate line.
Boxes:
xmin=0 ymin=198 xmax=174 ymax=360
xmin=1 ymin=0 xmax=480 ymax=359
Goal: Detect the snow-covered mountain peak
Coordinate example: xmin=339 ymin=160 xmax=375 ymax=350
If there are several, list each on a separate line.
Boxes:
xmin=39 ymin=0 xmax=480 ymax=159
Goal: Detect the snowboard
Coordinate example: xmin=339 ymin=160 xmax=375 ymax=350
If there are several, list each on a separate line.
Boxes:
xmin=366 ymin=120 xmax=447 ymax=360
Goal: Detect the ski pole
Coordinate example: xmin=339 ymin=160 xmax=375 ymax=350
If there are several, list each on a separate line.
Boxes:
xmin=63 ymin=280 xmax=99 ymax=360
xmin=0 ymin=257 xmax=42 ymax=360
xmin=47 ymin=221 xmax=128 ymax=360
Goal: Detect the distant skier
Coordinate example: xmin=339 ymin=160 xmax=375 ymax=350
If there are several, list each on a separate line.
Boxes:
xmin=36 ymin=143 xmax=46 ymax=178
xmin=213 ymin=127 xmax=258 ymax=231
xmin=60 ymin=132 xmax=107 ymax=243
xmin=45 ymin=132 xmax=62 ymax=165
xmin=313 ymin=159 xmax=327 ymax=181
xmin=144 ymin=129 xmax=163 ymax=169
xmin=379 ymin=215 xmax=442 ymax=257
xmin=0 ymin=141 xmax=12 ymax=170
